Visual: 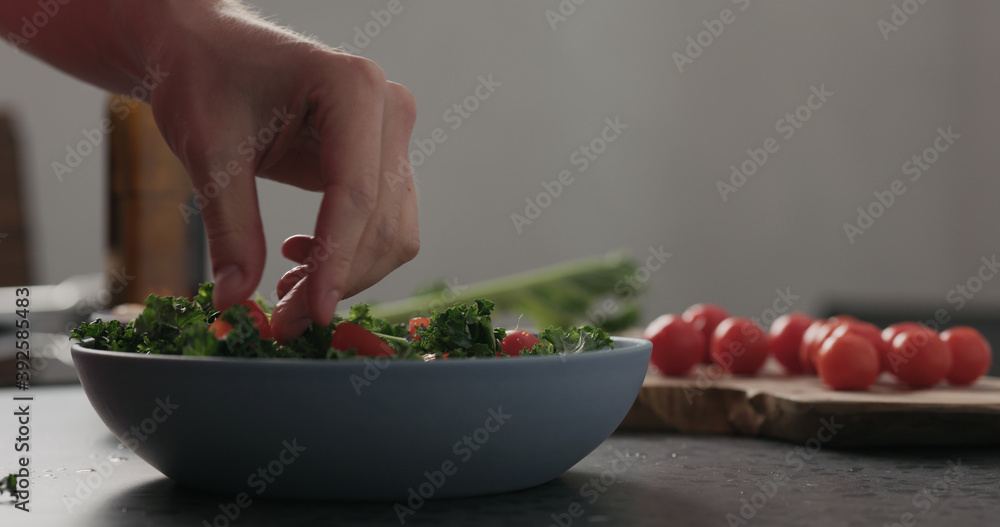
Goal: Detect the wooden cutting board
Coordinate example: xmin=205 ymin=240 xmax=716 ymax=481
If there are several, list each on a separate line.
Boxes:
xmin=618 ymin=362 xmax=1000 ymax=448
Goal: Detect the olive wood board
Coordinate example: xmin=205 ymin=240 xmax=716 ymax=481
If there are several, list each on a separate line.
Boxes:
xmin=618 ymin=364 xmax=1000 ymax=448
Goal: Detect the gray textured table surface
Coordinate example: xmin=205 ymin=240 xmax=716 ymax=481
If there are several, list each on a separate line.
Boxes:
xmin=2 ymin=385 xmax=998 ymax=527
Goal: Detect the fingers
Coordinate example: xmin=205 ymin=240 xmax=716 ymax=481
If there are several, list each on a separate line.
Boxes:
xmin=343 ymin=81 xmax=420 ymax=294
xmin=277 ymin=81 xmax=418 ymax=298
xmin=271 ymin=272 xmax=313 ymax=343
xmin=276 ymin=264 xmax=308 ymax=301
xmin=188 ymin=157 xmax=266 ymax=312
xmin=270 ymin=63 xmax=418 ymax=339
xmin=280 ymin=234 xmax=313 ymax=263
xmin=304 ymin=57 xmax=388 ymax=325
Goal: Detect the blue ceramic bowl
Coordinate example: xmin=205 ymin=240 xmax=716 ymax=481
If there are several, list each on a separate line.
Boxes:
xmin=71 ymin=337 xmax=651 ymax=500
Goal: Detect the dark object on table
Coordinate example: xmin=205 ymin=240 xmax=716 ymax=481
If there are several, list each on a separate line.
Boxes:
xmin=0 ymin=111 xmax=31 ymax=286
xmin=106 ymin=95 xmax=205 ymax=304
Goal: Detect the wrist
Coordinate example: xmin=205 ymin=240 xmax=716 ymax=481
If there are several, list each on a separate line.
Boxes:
xmin=112 ymin=0 xmax=233 ymax=92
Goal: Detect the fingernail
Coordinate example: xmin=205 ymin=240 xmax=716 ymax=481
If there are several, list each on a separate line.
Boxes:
xmin=323 ymin=289 xmax=341 ymax=320
xmin=214 ymin=265 xmax=244 ymax=305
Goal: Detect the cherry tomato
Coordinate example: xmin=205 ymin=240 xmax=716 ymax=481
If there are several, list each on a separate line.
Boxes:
xmin=940 ymin=327 xmax=992 ymax=386
xmin=710 ymin=317 xmax=768 ymax=375
xmin=500 ymin=330 xmax=542 ymax=357
xmin=644 ymin=314 xmax=705 ymax=376
xmin=208 ymin=319 xmax=233 ymax=339
xmin=330 ymin=322 xmax=396 ymax=357
xmin=830 ymin=320 xmax=891 ymax=373
xmin=881 ymin=322 xmax=926 ymax=348
xmin=240 ymin=300 xmax=273 ymax=340
xmin=768 ymin=312 xmax=813 ymax=374
xmin=408 ymin=317 xmax=430 ymax=340
xmin=887 ymin=328 xmax=951 ymax=388
xmin=816 ymin=333 xmax=880 ymax=390
xmin=798 ymin=315 xmax=856 ymax=374
xmin=682 ymin=303 xmax=729 ymax=364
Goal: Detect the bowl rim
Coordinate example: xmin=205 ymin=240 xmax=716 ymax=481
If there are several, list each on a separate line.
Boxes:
xmin=70 ymin=336 xmax=651 ymax=368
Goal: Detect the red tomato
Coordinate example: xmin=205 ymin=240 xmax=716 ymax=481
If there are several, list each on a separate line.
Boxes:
xmin=798 ymin=315 xmax=856 ymax=374
xmin=330 ymin=322 xmax=396 ymax=357
xmin=797 ymin=319 xmax=826 ymax=374
xmin=208 ymin=319 xmax=233 ymax=339
xmin=816 ymin=333 xmax=880 ymax=390
xmin=881 ymin=322 xmax=926 ymax=348
xmin=644 ymin=314 xmax=705 ymax=376
xmin=710 ymin=317 xmax=768 ymax=375
xmin=887 ymin=328 xmax=951 ymax=388
xmin=830 ymin=320 xmax=891 ymax=373
xmin=240 ymin=300 xmax=273 ymax=340
xmin=940 ymin=327 xmax=992 ymax=386
xmin=768 ymin=312 xmax=813 ymax=374
xmin=408 ymin=317 xmax=430 ymax=340
xmin=798 ymin=319 xmax=836 ymax=374
xmin=682 ymin=303 xmax=729 ymax=364
xmin=500 ymin=330 xmax=541 ymax=357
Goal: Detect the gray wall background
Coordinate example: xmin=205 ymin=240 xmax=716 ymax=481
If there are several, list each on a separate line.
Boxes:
xmin=3 ymin=1 xmax=999 ymax=324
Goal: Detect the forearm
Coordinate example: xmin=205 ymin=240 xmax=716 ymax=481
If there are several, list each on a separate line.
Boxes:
xmin=0 ymin=0 xmax=241 ymax=97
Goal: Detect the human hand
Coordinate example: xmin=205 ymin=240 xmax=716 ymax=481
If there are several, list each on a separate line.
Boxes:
xmin=140 ymin=2 xmax=419 ymax=340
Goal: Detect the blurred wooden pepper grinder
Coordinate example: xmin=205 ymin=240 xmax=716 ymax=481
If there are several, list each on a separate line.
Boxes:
xmin=106 ymin=95 xmax=205 ymax=305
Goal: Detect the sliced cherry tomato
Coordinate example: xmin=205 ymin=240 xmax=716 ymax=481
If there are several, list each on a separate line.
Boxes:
xmin=408 ymin=317 xmax=431 ymax=340
xmin=940 ymin=326 xmax=992 ymax=386
xmin=682 ymin=303 xmax=729 ymax=364
xmin=499 ymin=330 xmax=541 ymax=357
xmin=644 ymin=314 xmax=705 ymax=376
xmin=330 ymin=322 xmax=395 ymax=357
xmin=768 ymin=312 xmax=813 ymax=374
xmin=208 ymin=319 xmax=233 ymax=339
xmin=240 ymin=300 xmax=273 ymax=340
xmin=816 ymin=333 xmax=880 ymax=390
xmin=710 ymin=317 xmax=768 ymax=375
xmin=887 ymin=327 xmax=951 ymax=389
